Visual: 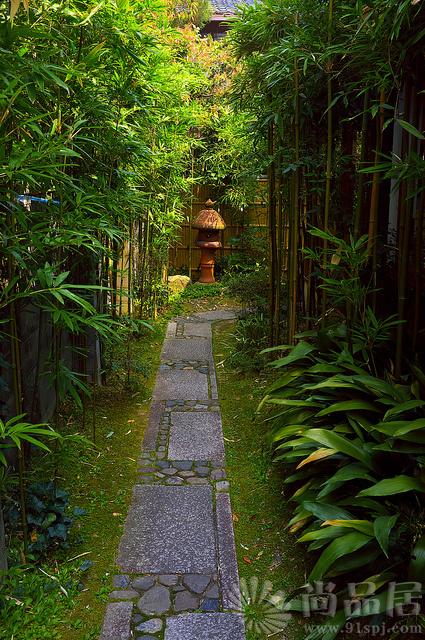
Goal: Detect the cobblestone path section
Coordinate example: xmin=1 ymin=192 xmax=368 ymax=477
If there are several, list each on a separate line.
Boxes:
xmin=100 ymin=310 xmax=245 ymax=640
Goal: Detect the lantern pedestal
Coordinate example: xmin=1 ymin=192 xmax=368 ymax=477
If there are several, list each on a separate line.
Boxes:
xmin=192 ymin=199 xmax=226 ymax=285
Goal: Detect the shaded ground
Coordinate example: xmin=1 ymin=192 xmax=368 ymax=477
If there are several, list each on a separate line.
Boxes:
xmin=213 ymin=320 xmax=307 ymax=640
xmin=1 ymin=293 xmax=306 ymax=640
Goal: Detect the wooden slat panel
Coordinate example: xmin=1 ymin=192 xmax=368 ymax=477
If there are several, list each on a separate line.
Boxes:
xmin=169 ymin=181 xmax=269 ymax=278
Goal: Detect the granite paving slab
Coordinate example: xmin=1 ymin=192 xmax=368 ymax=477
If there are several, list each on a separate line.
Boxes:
xmin=153 ymin=369 xmax=209 ymax=400
xmin=191 ymin=310 xmax=239 ymax=322
xmin=168 ymin=412 xmax=224 ymax=461
xmin=183 ymin=322 xmax=212 ymax=338
xmin=161 ymin=337 xmax=212 ymax=361
xmin=216 ymin=492 xmax=241 ymax=610
xmin=117 ymin=485 xmax=216 ymax=573
xmin=164 ymin=613 xmax=245 ymax=640
xmin=100 ymin=602 xmax=132 ymax=640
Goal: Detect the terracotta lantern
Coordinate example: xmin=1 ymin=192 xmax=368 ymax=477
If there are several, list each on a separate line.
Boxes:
xmin=193 ymin=199 xmax=226 ymax=284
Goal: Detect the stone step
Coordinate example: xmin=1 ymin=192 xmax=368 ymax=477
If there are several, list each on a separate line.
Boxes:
xmin=164 ymin=613 xmax=245 ymax=639
xmin=117 ymin=485 xmax=216 ymax=574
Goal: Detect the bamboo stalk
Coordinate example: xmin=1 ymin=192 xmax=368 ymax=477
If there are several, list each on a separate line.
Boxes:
xmin=395 ymin=82 xmax=416 ymax=375
xmin=268 ymin=120 xmax=278 ymax=346
xmin=274 ymin=145 xmax=283 ymax=343
xmin=354 ymin=90 xmax=370 ymax=238
xmin=288 ymin=24 xmax=300 ymax=344
xmin=367 ymin=89 xmax=386 ymax=312
xmin=321 ymin=0 xmax=334 ymax=323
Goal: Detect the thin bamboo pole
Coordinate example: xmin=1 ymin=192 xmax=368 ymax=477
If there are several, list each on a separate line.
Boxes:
xmin=321 ymin=0 xmax=334 ymax=323
xmin=268 ymin=120 xmax=278 ymax=346
xmin=288 ymin=25 xmax=300 ymax=344
xmin=354 ymin=91 xmax=370 ymax=238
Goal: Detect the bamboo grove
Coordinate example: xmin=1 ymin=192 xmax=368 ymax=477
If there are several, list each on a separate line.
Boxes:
xmin=230 ymin=0 xmax=425 ymax=374
xmin=0 ymin=0 xmax=235 ymax=564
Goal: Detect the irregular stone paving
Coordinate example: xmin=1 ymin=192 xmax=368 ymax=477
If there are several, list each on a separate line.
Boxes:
xmin=100 ymin=309 xmax=245 ymax=640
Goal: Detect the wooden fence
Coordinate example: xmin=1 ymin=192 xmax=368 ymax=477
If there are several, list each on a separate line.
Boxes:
xmin=168 ymin=182 xmax=268 ymax=279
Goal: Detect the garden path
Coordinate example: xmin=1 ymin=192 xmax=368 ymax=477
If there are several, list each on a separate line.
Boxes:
xmin=100 ymin=310 xmax=245 ymax=640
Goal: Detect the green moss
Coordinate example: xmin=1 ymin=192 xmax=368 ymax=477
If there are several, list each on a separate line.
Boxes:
xmin=1 ymin=317 xmax=169 ymax=640
xmin=52 ymin=321 xmax=168 ymax=640
xmin=213 ymin=320 xmax=307 ymax=640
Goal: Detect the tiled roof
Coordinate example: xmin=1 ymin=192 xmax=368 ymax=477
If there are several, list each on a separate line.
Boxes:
xmin=210 ymin=0 xmax=254 ymax=15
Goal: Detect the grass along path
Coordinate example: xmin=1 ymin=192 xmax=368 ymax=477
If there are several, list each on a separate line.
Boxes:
xmin=55 ymin=321 xmax=169 ymax=640
xmin=213 ymin=320 xmax=306 ymax=640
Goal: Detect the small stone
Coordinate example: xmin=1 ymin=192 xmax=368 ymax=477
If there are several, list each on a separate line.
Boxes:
xmin=132 ymin=576 xmax=155 ymax=592
xmin=177 ymin=400 xmax=185 ymax=406
xmin=174 ymin=590 xmax=200 ymax=612
xmin=139 ymin=467 xmax=156 ymax=474
xmin=159 ymin=575 xmax=179 ymax=586
xmin=179 ymin=471 xmax=195 ymax=478
xmin=173 ymin=461 xmax=193 ymax=470
xmin=139 ymin=476 xmax=155 ymax=484
xmin=210 ymin=406 xmax=220 ymax=411
xmin=166 ymin=400 xmax=177 ymax=407
xmin=156 ymin=460 xmax=170 ymax=468
xmin=182 ymin=574 xmax=211 ymax=594
xmin=158 ymin=446 xmax=166 ymax=452
xmin=212 ymin=460 xmax=223 ymax=467
xmin=201 ymin=597 xmax=219 ymax=611
xmin=187 ymin=477 xmax=208 ymax=485
xmin=139 ymin=459 xmax=152 ymax=466
xmin=138 ymin=585 xmax=171 ymax=615
xmin=155 ymin=472 xmax=165 ymax=479
xmin=216 ymin=481 xmax=230 ymax=492
xmin=194 ymin=466 xmax=209 ymax=477
xmin=112 ymin=575 xmax=130 ymax=589
xmin=162 ymin=468 xmax=178 ymax=476
xmin=199 ymin=367 xmax=208 ymax=374
xmin=166 ymin=477 xmax=184 ymax=485
xmin=157 ymin=452 xmax=166 ymax=459
xmin=211 ymin=469 xmax=226 ymax=480
xmin=135 ymin=618 xmax=163 ymax=633
xmin=109 ymin=589 xmax=139 ymax=600
xmin=205 ymin=584 xmax=219 ymax=598
xmin=132 ymin=613 xmax=143 ymax=624
xmin=173 ymin=585 xmax=186 ymax=592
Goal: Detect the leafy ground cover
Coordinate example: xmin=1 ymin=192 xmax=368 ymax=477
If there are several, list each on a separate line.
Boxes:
xmin=1 ymin=316 xmax=168 ymax=640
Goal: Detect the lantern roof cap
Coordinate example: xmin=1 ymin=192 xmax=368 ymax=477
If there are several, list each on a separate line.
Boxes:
xmin=193 ymin=199 xmax=226 ymax=230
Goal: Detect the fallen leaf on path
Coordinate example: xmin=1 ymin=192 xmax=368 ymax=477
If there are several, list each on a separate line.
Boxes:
xmin=112 ymin=513 xmax=121 ymax=517
xmin=232 ymin=513 xmax=239 ymax=523
xmin=127 ymin=419 xmax=135 ymax=423
xmin=243 ymin=556 xmax=252 ymax=564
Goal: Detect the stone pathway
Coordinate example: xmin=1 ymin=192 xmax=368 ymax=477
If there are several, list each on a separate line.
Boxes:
xmin=100 ymin=310 xmax=245 ymax=640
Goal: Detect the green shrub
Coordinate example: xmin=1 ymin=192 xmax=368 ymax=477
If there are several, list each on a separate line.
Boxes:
xmin=262 ymin=341 xmax=425 ymax=637
xmin=260 ymin=230 xmax=425 ymax=637
xmin=6 ymin=482 xmax=78 ymax=556
xmin=180 ymin=282 xmax=224 ymax=299
xmin=226 ymin=313 xmax=269 ymax=371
